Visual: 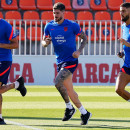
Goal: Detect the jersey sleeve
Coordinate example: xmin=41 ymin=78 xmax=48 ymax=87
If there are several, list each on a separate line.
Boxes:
xmin=72 ymin=22 xmax=82 ymax=36
xmin=44 ymin=24 xmax=50 ymax=37
xmin=5 ymin=21 xmax=16 ymax=40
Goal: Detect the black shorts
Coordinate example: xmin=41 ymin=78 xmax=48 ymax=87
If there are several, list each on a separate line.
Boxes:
xmin=0 ymin=61 xmax=12 ymax=84
xmin=120 ymin=66 xmax=130 ymax=75
xmin=57 ymin=60 xmax=78 ymax=74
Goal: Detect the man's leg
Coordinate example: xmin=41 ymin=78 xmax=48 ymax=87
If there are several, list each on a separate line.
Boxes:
xmin=0 ymin=77 xmax=27 ymax=97
xmin=55 ymin=68 xmax=71 ymax=103
xmin=55 ymin=68 xmax=76 ymax=121
xmin=0 ymin=94 xmax=5 ymax=125
xmin=0 ymin=76 xmax=26 ymax=125
xmin=63 ymin=74 xmax=92 ymax=125
xmin=0 ymin=82 xmax=15 ymax=125
xmin=0 ymin=82 xmax=3 ymax=119
xmin=63 ymin=74 xmax=82 ymax=108
xmin=115 ymin=72 xmax=130 ymax=100
xmin=0 ymin=94 xmax=2 ymax=118
xmin=0 ymin=82 xmax=15 ymax=110
xmin=0 ymin=82 xmax=15 ymax=94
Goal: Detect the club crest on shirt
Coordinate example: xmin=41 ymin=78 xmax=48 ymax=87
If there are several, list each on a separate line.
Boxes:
xmin=64 ymin=27 xmax=68 ymax=32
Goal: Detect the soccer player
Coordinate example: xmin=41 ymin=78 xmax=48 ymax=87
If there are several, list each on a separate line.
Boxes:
xmin=0 ymin=19 xmax=27 ymax=125
xmin=116 ymin=2 xmax=130 ymax=101
xmin=42 ymin=2 xmax=92 ymax=125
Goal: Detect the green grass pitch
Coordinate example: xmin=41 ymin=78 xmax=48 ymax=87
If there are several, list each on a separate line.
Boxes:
xmin=1 ymin=86 xmax=130 ymax=130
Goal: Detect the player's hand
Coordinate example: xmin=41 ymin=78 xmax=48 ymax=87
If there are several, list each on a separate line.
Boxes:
xmin=72 ymin=50 xmax=80 ymax=58
xmin=45 ymin=35 xmax=52 ymax=45
xmin=42 ymin=35 xmax=52 ymax=47
xmin=117 ymin=51 xmax=124 ymax=58
xmin=119 ymin=38 xmax=126 ymax=45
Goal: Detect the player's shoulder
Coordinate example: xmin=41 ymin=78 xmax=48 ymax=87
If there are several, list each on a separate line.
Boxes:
xmin=121 ymin=23 xmax=125 ymax=30
xmin=0 ymin=19 xmax=9 ymax=24
xmin=122 ymin=23 xmax=126 ymax=26
xmin=46 ymin=20 xmax=55 ymax=25
xmin=0 ymin=19 xmax=12 ymax=29
xmin=0 ymin=18 xmax=5 ymax=22
xmin=45 ymin=20 xmax=56 ymax=28
xmin=64 ymin=19 xmax=80 ymax=31
xmin=64 ymin=19 xmax=77 ymax=25
xmin=122 ymin=23 xmax=128 ymax=28
xmin=64 ymin=19 xmax=79 ymax=29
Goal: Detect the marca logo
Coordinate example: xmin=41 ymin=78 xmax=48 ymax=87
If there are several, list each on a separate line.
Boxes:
xmin=8 ymin=63 xmax=34 ymax=83
xmin=54 ymin=63 xmax=120 ymax=83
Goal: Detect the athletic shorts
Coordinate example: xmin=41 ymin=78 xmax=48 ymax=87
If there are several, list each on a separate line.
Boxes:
xmin=0 ymin=61 xmax=12 ymax=84
xmin=57 ymin=60 xmax=78 ymax=74
xmin=120 ymin=66 xmax=130 ymax=75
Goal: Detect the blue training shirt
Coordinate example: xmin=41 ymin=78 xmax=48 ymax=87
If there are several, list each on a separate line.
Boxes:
xmin=44 ymin=19 xmax=82 ymax=64
xmin=122 ymin=23 xmax=130 ymax=68
xmin=0 ymin=19 xmax=16 ymax=61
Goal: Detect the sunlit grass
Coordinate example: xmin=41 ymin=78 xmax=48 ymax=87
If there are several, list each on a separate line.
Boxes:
xmin=1 ymin=86 xmax=130 ymax=130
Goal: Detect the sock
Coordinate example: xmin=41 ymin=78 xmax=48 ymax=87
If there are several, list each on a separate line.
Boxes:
xmin=79 ymin=106 xmax=87 ymax=115
xmin=0 ymin=114 xmax=2 ymax=119
xmin=66 ymin=102 xmax=73 ymax=109
xmin=128 ymin=99 xmax=130 ymax=102
xmin=14 ymin=81 xmax=19 ymax=89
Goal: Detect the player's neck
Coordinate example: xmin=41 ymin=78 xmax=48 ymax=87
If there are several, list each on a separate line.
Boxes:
xmin=57 ymin=18 xmax=64 ymax=24
xmin=125 ymin=19 xmax=130 ymax=26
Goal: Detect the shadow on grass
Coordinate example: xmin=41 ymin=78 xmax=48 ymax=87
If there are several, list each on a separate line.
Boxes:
xmin=4 ymin=116 xmax=130 ymax=122
xmin=4 ymin=116 xmax=130 ymax=129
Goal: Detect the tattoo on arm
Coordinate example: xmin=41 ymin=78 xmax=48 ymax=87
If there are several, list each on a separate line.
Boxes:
xmin=78 ymin=31 xmax=87 ymax=53
xmin=55 ymin=68 xmax=71 ymax=103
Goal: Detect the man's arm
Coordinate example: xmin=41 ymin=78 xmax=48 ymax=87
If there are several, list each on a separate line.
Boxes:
xmin=77 ymin=31 xmax=87 ymax=53
xmin=72 ymin=31 xmax=87 ymax=58
xmin=0 ymin=37 xmax=18 ymax=49
xmin=119 ymin=38 xmax=130 ymax=47
xmin=42 ymin=35 xmax=52 ymax=47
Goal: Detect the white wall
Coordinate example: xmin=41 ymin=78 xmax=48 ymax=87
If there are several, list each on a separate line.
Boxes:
xmin=10 ymin=55 xmax=124 ymax=86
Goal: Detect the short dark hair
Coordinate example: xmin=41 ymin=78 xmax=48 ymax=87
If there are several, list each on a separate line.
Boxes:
xmin=53 ymin=2 xmax=65 ymax=11
xmin=120 ymin=2 xmax=130 ymax=8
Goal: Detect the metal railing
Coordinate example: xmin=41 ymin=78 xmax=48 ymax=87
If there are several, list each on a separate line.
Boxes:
xmin=6 ymin=20 xmax=123 ymax=56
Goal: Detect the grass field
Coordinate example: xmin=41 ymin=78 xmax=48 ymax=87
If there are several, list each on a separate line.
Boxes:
xmin=1 ymin=86 xmax=130 ymax=130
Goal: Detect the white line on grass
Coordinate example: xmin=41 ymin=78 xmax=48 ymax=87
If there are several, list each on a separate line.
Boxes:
xmin=5 ymin=120 xmax=43 ymax=130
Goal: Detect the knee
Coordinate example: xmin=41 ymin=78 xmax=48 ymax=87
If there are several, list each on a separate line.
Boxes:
xmin=115 ymin=87 xmax=124 ymax=96
xmin=55 ymin=78 xmax=63 ymax=88
xmin=55 ymin=82 xmax=67 ymax=94
xmin=55 ymin=80 xmax=60 ymax=88
xmin=0 ymin=88 xmax=3 ymax=94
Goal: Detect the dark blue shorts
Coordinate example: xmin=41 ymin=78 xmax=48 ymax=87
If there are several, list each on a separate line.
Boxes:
xmin=120 ymin=66 xmax=130 ymax=75
xmin=57 ymin=60 xmax=78 ymax=74
xmin=0 ymin=61 xmax=12 ymax=84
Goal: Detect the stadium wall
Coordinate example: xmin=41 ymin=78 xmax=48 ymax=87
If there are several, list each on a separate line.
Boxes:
xmin=9 ymin=55 xmax=124 ymax=86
